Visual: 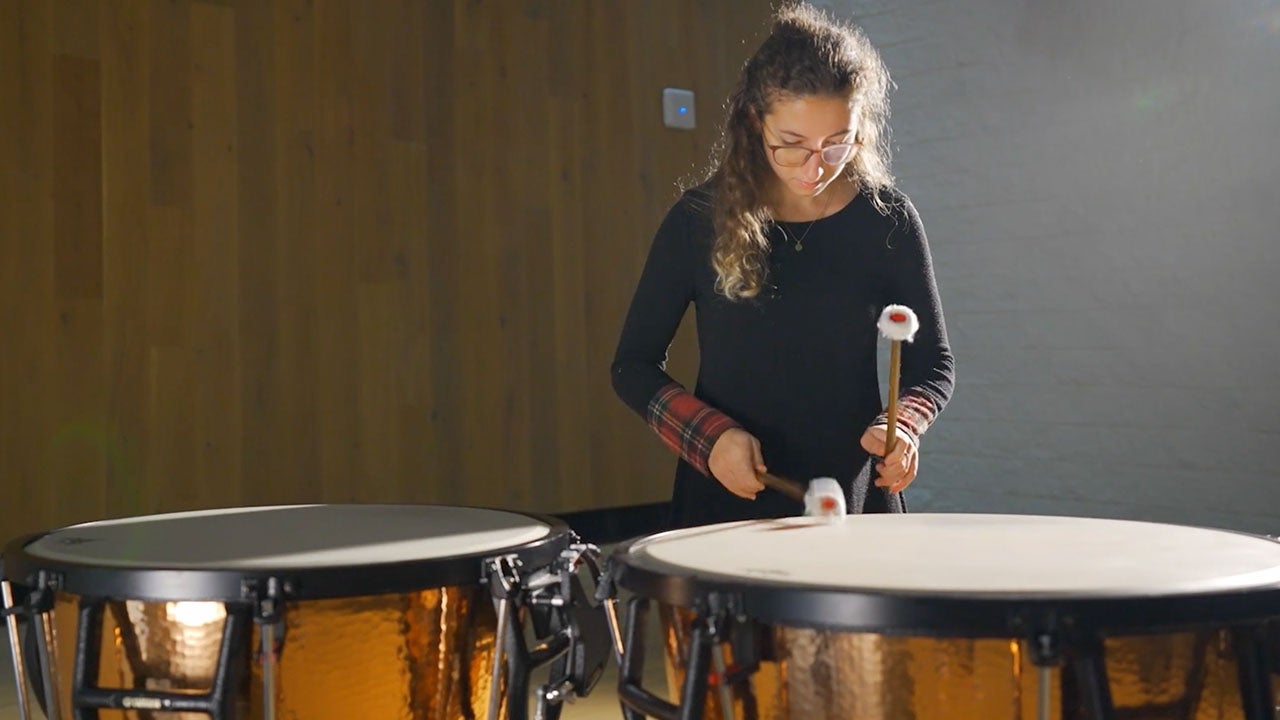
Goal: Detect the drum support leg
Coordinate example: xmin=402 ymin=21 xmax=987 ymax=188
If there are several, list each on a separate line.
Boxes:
xmin=1 ymin=579 xmax=33 ymax=720
xmin=617 ymin=596 xmax=703 ymax=720
xmin=614 ymin=597 xmax=727 ymax=720
xmin=1232 ymin=626 xmax=1275 ymax=720
xmin=214 ymin=606 xmax=252 ymax=720
xmin=1030 ymin=632 xmax=1058 ymax=720
xmin=1029 ymin=627 xmax=1059 ymax=717
xmin=71 ymin=600 xmax=103 ymax=720
xmin=604 ymin=597 xmax=625 ymax=662
xmin=1057 ymin=634 xmax=1115 ymax=720
xmin=725 ymin=619 xmax=762 ymax=720
xmin=487 ymin=554 xmax=521 ymax=720
xmin=32 ymin=574 xmax=65 ymax=720
xmin=499 ymin=595 xmax=537 ymax=720
xmin=1032 ymin=629 xmax=1116 ymax=720
xmin=489 ymin=595 xmax=511 ymax=720
xmin=677 ymin=613 xmax=713 ymax=720
xmin=708 ymin=621 xmax=736 ymax=720
xmin=254 ymin=577 xmax=284 ymax=720
xmin=617 ymin=596 xmax=662 ymax=720
xmin=69 ymin=599 xmax=251 ymax=720
xmin=1037 ymin=663 xmax=1052 ymax=720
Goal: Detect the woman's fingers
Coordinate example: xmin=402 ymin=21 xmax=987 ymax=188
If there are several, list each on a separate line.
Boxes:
xmin=750 ymin=435 xmax=767 ymax=474
xmin=709 ymin=428 xmax=766 ymax=499
xmin=876 ymin=438 xmax=918 ymax=492
xmin=860 ymin=425 xmax=887 ymax=456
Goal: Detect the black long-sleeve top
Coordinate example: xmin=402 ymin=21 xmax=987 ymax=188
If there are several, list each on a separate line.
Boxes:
xmin=612 ymin=184 xmax=954 ymax=529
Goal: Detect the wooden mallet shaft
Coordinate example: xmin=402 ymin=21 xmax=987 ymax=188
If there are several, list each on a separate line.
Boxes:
xmin=758 ymin=472 xmax=805 ymax=502
xmin=877 ymin=304 xmax=919 ymax=464
xmin=885 ymin=341 xmax=901 ymax=456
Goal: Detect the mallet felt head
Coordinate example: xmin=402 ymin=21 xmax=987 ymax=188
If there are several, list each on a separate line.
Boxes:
xmin=877 ymin=304 xmax=919 ymax=343
xmin=803 ymin=477 xmax=847 ymax=519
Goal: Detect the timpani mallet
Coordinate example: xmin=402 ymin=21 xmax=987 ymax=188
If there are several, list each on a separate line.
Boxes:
xmin=876 ymin=304 xmax=919 ymax=469
xmin=760 ymin=473 xmax=847 ymax=519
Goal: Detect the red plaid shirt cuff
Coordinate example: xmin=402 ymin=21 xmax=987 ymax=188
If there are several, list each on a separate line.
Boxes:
xmin=645 ymin=383 xmax=740 ymax=477
xmin=871 ymin=391 xmax=940 ymax=449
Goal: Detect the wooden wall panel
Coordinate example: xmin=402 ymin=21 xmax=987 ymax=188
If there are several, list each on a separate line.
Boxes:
xmin=0 ymin=0 xmax=774 ymax=540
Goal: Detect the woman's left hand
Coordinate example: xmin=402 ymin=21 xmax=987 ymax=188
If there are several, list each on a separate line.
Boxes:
xmin=859 ymin=425 xmax=919 ymax=493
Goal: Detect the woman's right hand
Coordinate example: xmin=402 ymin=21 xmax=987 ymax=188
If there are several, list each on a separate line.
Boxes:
xmin=708 ymin=428 xmax=767 ymax=500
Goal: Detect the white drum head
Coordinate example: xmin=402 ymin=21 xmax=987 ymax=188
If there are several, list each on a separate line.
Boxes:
xmin=631 ymin=514 xmax=1280 ymax=597
xmin=23 ymin=504 xmax=554 ymax=570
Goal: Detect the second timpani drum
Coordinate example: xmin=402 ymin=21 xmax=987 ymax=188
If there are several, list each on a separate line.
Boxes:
xmin=609 ymin=513 xmax=1280 ymax=720
xmin=1 ymin=504 xmax=610 ymax=720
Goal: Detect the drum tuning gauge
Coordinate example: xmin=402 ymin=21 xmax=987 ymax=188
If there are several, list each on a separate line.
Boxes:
xmin=563 ymin=542 xmax=600 ymax=566
xmin=524 ymin=568 xmax=561 ymax=591
xmin=484 ymin=554 xmax=523 ymax=595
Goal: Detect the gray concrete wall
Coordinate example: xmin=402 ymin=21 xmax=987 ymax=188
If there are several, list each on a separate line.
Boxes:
xmin=820 ymin=0 xmax=1280 ymax=533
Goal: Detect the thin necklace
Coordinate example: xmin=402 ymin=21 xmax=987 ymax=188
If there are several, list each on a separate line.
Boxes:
xmin=776 ymin=184 xmax=836 ymax=252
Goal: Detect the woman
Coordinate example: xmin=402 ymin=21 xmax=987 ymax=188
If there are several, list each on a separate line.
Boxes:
xmin=611 ymin=3 xmax=954 ymax=529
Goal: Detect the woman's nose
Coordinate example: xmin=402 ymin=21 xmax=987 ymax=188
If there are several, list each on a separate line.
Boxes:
xmin=802 ymin=153 xmax=825 ymax=181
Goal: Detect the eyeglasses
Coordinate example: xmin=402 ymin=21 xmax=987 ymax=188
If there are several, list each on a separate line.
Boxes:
xmin=763 ymin=128 xmax=860 ymax=167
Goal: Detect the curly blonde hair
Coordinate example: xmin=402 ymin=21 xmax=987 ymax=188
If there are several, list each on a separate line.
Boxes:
xmin=704 ymin=3 xmax=894 ymax=300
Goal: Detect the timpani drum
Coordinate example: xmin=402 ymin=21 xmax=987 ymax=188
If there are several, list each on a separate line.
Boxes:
xmin=607 ymin=514 xmax=1280 ymax=720
xmin=1 ymin=504 xmax=610 ymax=720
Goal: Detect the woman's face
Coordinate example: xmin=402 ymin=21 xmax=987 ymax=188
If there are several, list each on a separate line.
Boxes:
xmin=760 ymin=93 xmax=859 ymax=198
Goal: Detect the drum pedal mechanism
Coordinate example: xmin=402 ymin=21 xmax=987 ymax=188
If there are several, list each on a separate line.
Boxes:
xmin=482 ymin=541 xmax=611 ymax=720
